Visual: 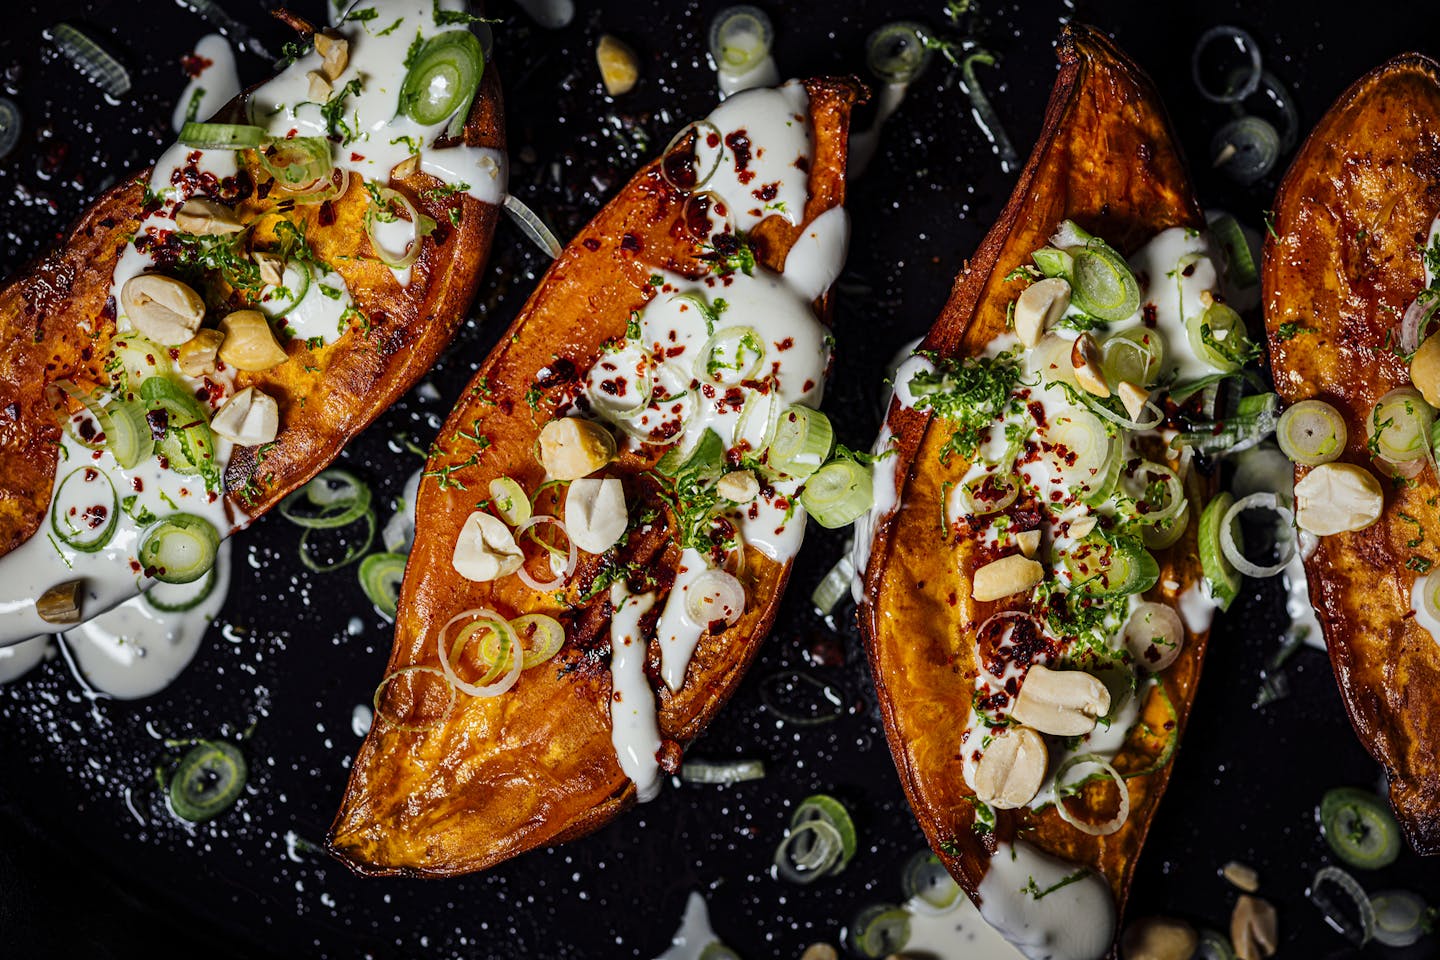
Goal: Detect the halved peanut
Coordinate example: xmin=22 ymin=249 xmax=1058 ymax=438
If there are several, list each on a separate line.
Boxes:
xmin=718 ymin=469 xmax=760 ymax=503
xmin=1230 ymin=895 xmax=1278 ymax=960
xmin=177 ymin=328 xmax=225 ymax=377
xmin=314 ymin=32 xmax=348 ymax=81
xmin=1013 ymin=277 xmax=1071 ymax=347
xmin=121 ymin=274 xmax=206 ymax=345
xmin=306 ymin=69 xmax=332 ymax=103
xmin=1011 ymin=663 xmax=1111 ymax=736
xmin=217 ymin=309 xmax=288 ymax=371
xmin=1410 ymin=334 xmax=1440 ymax=407
xmin=972 ymin=724 xmax=1047 ymax=809
xmin=1016 ymin=529 xmax=1041 ymax=558
xmin=1222 ymin=860 xmax=1261 ymax=893
xmin=36 ymin=579 xmax=84 ymax=624
xmin=1118 ymin=381 xmax=1151 ymax=419
xmin=209 ymin=386 xmax=279 ymax=446
xmin=1120 ymin=916 xmax=1199 ymax=960
xmin=174 ymin=197 xmax=244 ymax=236
xmin=538 ymin=417 xmax=616 ymax=480
xmin=1067 ymin=514 xmax=1097 ymax=539
xmin=1071 ymin=332 xmax=1110 ymax=398
xmin=1294 ymin=462 xmax=1383 ymax=536
xmin=597 ymin=34 xmax=639 ymax=96
xmin=971 ymin=554 xmax=1044 ymax=602
xmin=252 ymin=250 xmax=286 ymax=287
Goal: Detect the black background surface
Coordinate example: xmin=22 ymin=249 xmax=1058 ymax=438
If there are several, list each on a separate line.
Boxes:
xmin=1 ymin=0 xmax=1437 ymax=958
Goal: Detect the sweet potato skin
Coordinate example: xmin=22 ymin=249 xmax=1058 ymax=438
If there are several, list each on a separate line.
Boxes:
xmin=0 ymin=68 xmax=505 ymax=554
xmin=328 ymin=77 xmax=863 ymax=877
xmin=1264 ymin=53 xmax=1440 ymax=855
xmin=858 ymin=24 xmax=1208 ymax=913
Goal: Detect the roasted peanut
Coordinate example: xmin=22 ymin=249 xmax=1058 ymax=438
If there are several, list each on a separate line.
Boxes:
xmin=1011 ymin=663 xmax=1111 ymax=736
xmin=596 ymin=34 xmax=639 ymax=96
xmin=121 ymin=274 xmax=206 ymax=345
xmin=252 ymin=250 xmax=287 ymax=287
xmin=971 ymin=554 xmax=1044 ymax=602
xmin=1071 ymin=332 xmax=1110 ymax=398
xmin=217 ymin=310 xmax=288 ymax=371
xmin=209 ymin=386 xmax=279 ymax=446
xmin=718 ymin=469 xmax=760 ymax=503
xmin=1120 ymin=916 xmax=1199 ymax=960
xmin=1294 ymin=462 xmax=1383 ymax=536
xmin=174 ymin=197 xmax=244 ymax=236
xmin=452 ymin=511 xmax=524 ymax=582
xmin=176 ymin=328 xmax=225 ymax=377
xmin=1013 ymin=277 xmax=1071 ymax=347
xmin=1222 ymin=860 xmax=1261 ymax=893
xmin=36 ymin=579 xmax=84 ymax=624
xmin=1016 ymin=529 xmax=1041 ymax=558
xmin=972 ymin=724 xmax=1047 ymax=809
xmin=1230 ymin=895 xmax=1278 ymax=960
xmin=538 ymin=417 xmax=616 ymax=480
xmin=314 ymin=32 xmax=348 ymax=81
xmin=1118 ymin=381 xmax=1151 ymax=419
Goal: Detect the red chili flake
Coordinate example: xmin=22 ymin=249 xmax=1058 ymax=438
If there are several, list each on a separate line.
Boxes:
xmin=802 ymin=379 xmax=815 ymax=392
xmin=753 ymin=182 xmax=778 ymax=202
xmin=131 ymin=477 xmax=144 ymax=492
xmin=180 ymin=54 xmax=213 ymax=78
xmin=776 ymin=337 xmax=794 ymax=351
xmin=620 ymin=233 xmax=641 ymax=252
xmin=82 ymin=504 xmax=108 ymax=529
xmin=350 ymin=151 xmax=365 ymax=162
xmin=583 ymin=237 xmax=601 ymax=251
xmin=1027 ymin=401 xmax=1047 ymax=427
xmin=793 ymin=156 xmax=810 ymax=173
xmin=318 ymin=201 xmax=337 ymax=226
xmin=83 ymin=467 xmax=99 ymax=481
xmin=1142 ymin=303 xmax=1158 ymax=328
xmin=725 ymin=130 xmax=753 ymax=172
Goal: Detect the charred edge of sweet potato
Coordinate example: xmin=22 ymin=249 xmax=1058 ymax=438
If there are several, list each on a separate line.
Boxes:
xmin=858 ymin=22 xmax=1207 ymax=910
xmin=325 ymin=77 xmax=865 ymax=879
xmin=1264 ymin=52 xmax=1440 ymax=856
xmin=0 ymin=67 xmax=504 ymax=560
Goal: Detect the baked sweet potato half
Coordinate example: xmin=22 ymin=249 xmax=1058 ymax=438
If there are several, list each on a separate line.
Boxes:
xmin=330 ymin=76 xmax=863 ymax=877
xmin=0 ymin=1 xmax=504 ymax=642
xmin=1264 ymin=52 xmax=1440 ymax=855
xmin=857 ymin=25 xmax=1228 ymax=958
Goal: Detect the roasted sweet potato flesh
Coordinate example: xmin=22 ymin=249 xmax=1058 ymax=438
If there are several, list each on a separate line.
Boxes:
xmin=329 ymin=77 xmax=862 ymax=877
xmin=1264 ymin=53 xmax=1440 ymax=854
xmin=0 ymin=69 xmax=505 ymax=555
xmin=858 ymin=25 xmax=1209 ymax=912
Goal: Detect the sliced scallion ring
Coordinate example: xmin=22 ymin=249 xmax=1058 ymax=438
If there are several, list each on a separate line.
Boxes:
xmin=1118 ymin=460 xmax=1186 ymax=527
xmin=139 ymin=513 xmax=220 ymax=584
xmin=48 ymin=23 xmax=131 ymax=97
xmin=1369 ymin=890 xmax=1430 ymax=948
xmin=299 ymin=507 xmax=376 ymax=572
xmin=1053 ymin=752 xmax=1130 ymax=836
xmin=1220 ymin=492 xmax=1295 ymax=579
xmin=1277 ymin=399 xmax=1347 ymax=465
xmin=1032 ymin=246 xmax=1074 ymax=279
xmin=1186 ymin=302 xmax=1253 ymax=372
xmin=767 ymin=405 xmax=833 ymax=480
xmin=811 ymin=553 xmax=856 ymax=617
xmin=1198 ymin=492 xmax=1242 ymax=611
xmin=364 ymin=184 xmax=436 ymax=270
xmin=358 ymin=552 xmax=407 ymax=620
xmin=49 ymin=467 xmax=119 ymax=553
xmin=258 ymin=136 xmax=334 ymax=193
xmin=801 ymin=458 xmax=872 ymax=529
xmin=507 ymin=613 xmax=566 ymax=669
xmin=489 ymin=477 xmax=532 ymax=526
xmin=679 ymin=758 xmax=766 ymax=785
xmin=865 ymin=21 xmax=932 ymax=85
xmin=708 ymin=5 xmax=773 ymax=74
xmin=280 ymin=469 xmax=373 ymax=529
xmin=1309 ymin=865 xmax=1377 ymax=946
xmin=1212 ymin=116 xmax=1280 ymax=185
xmin=398 ymin=29 xmax=485 ymax=127
xmin=900 ymin=850 xmax=961 ymax=909
xmin=139 ymin=376 xmax=219 ymax=489
xmin=502 ymin=194 xmax=563 ymax=260
xmin=696 ymin=325 xmax=765 ymax=385
xmin=1367 ymin=387 xmax=1434 ymax=465
xmin=774 ymin=817 xmax=844 ymax=884
xmin=1064 ymin=534 xmax=1158 ymax=597
xmin=1101 ymin=327 xmax=1167 ymax=387
xmin=51 ymin=379 xmax=112 ymax=451
xmin=437 ymin=608 xmax=523 ymax=698
xmin=178 ymin=121 xmax=268 ymax=150
xmin=1319 ymin=787 xmax=1402 ymax=870
xmin=1068 ymin=237 xmax=1141 ymax=322
xmin=660 ymin=120 xmax=723 ymax=194
xmin=1210 ymin=212 xmax=1259 ymax=288
xmin=107 ymin=331 xmax=172 ymax=393
xmin=791 ymin=794 xmax=857 ymax=868
xmin=167 ymin=740 xmax=245 ymax=822
xmin=143 ymin=566 xmax=217 ymax=613
xmin=848 ymin=904 xmax=912 ymax=959
xmin=956 ymin=469 xmax=1020 ymax=517
xmin=372 ymin=664 xmax=456 ymax=732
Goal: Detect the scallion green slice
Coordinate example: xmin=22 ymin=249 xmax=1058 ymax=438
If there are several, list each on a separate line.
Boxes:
xmin=1277 ymin=399 xmax=1347 ymax=465
xmin=1186 ymin=302 xmax=1254 ymax=372
xmin=767 ymin=405 xmax=833 ymax=480
xmin=178 ymin=121 xmax=268 ymax=150
xmin=1063 ymin=534 xmax=1158 ymax=596
xmin=139 ymin=376 xmax=219 ymax=489
xmin=696 ymin=325 xmax=765 ymax=385
xmin=1198 ymin=492 xmax=1241 ymax=611
xmin=398 ymin=29 xmax=485 ymax=127
xmin=139 ymin=513 xmax=220 ymax=584
xmin=280 ymin=469 xmax=373 ymax=529
xmin=1068 ymin=237 xmax=1141 ymax=322
xmin=848 ymin=903 xmax=911 ymax=959
xmin=900 ymin=850 xmax=961 ymax=908
xmin=143 ymin=566 xmax=217 ymax=613
xmin=1210 ymin=213 xmax=1258 ymax=288
xmin=801 ymin=458 xmax=872 ymax=529
xmin=489 ymin=476 xmax=532 ymax=526
xmin=1101 ymin=327 xmax=1167 ymax=387
xmin=49 ymin=467 xmax=119 ymax=553
xmin=1031 ymin=246 xmax=1074 ymax=279
xmin=258 ymin=136 xmax=334 ymax=193
xmin=1367 ymin=387 xmax=1434 ymax=465
xmin=167 ymin=740 xmax=246 ymax=822
xmin=1319 ymin=787 xmax=1402 ymax=870
xmin=358 ymin=551 xmax=407 ymax=620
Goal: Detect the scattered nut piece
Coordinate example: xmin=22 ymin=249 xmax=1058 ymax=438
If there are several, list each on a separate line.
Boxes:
xmin=252 ymin=250 xmax=287 ymax=287
xmin=1410 ymin=334 xmax=1440 ymax=407
xmin=1067 ymin=515 xmax=1098 ymax=539
xmin=717 ymin=469 xmax=760 ymax=504
xmin=971 ymin=554 xmax=1044 ymax=602
xmin=596 ymin=34 xmax=639 ymax=96
xmin=174 ymin=197 xmax=244 ymax=236
xmin=1294 ymin=462 xmax=1383 ymax=536
xmin=209 ymin=386 xmax=280 ymax=446
xmin=1120 ymin=916 xmax=1199 ymax=960
xmin=451 ymin=511 xmax=524 ymax=582
xmin=391 ymin=153 xmax=420 ymax=180
xmin=306 ymin=69 xmax=332 ymax=102
xmin=217 ymin=309 xmax=288 ymax=371
xmin=799 ymin=946 xmax=839 ymax=960
xmin=1118 ymin=381 xmax=1151 ymax=419
xmin=538 ymin=417 xmax=617 ymax=480
xmin=1222 ymin=860 xmax=1261 ymax=893
xmin=1016 ymin=529 xmax=1041 ymax=558
xmin=565 ymin=477 xmax=628 ymax=554
xmin=1230 ymin=894 xmax=1278 ymax=960
xmin=973 ymin=724 xmax=1048 ymax=809
xmin=1011 ymin=663 xmax=1111 ymax=736
xmin=1070 ymin=332 xmax=1110 ymax=398
xmin=177 ymin=328 xmax=225 ymax=377
xmin=1200 ymin=289 xmax=1216 ymax=307
xmin=1013 ymin=277 xmax=1071 ymax=347
xmin=36 ymin=580 xmax=84 ymax=624
xmin=120 ymin=274 xmax=206 ymax=345
xmin=315 ymin=32 xmax=348 ymax=81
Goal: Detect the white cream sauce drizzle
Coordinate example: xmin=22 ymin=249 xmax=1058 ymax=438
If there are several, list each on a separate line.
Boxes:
xmin=905 ymin=893 xmax=1027 ymax=960
xmin=63 ymin=540 xmax=232 ymax=699
xmin=0 ymin=636 xmax=52 ymax=685
xmin=609 ymin=584 xmax=661 ymax=802
xmin=977 ymin=842 xmax=1116 ymax=960
xmin=717 ymin=57 xmax=780 ymax=98
xmin=694 ymin=84 xmax=811 ymax=234
xmin=655 ymin=892 xmax=722 ymax=960
xmin=171 ymin=34 xmax=241 ymax=133
xmin=1 ymin=0 xmax=503 ymax=646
